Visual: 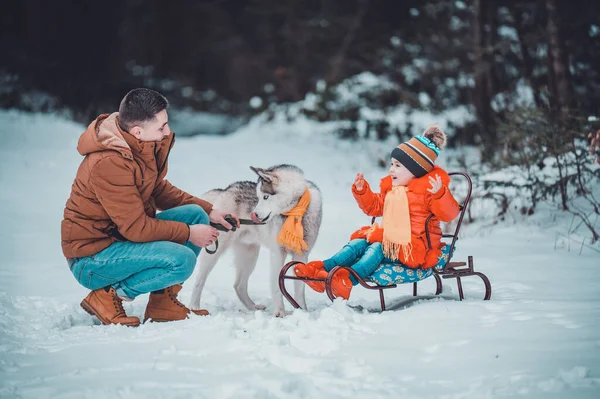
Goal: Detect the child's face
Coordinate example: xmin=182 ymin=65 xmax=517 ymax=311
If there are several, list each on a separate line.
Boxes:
xmin=389 ymin=158 xmax=415 ymax=186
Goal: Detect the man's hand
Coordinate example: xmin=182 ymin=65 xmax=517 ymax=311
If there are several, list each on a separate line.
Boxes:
xmin=354 ymin=173 xmax=365 ymax=191
xmin=209 ymin=209 xmax=240 ymax=231
xmin=189 ymin=224 xmax=219 ymax=248
xmin=427 ymin=174 xmax=443 ymax=194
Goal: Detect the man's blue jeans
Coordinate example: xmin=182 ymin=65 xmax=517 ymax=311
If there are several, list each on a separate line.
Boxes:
xmin=69 ymin=205 xmax=208 ymax=299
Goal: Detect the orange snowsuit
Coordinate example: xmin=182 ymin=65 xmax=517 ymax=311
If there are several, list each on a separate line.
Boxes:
xmin=350 ymin=166 xmax=460 ymax=269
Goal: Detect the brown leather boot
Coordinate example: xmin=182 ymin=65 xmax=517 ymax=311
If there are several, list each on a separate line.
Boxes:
xmin=144 ymin=284 xmax=209 ymax=323
xmin=80 ymin=287 xmax=140 ymax=327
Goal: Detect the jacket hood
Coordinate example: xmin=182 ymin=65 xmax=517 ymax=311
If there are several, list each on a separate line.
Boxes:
xmin=77 ymin=113 xmax=133 ymax=159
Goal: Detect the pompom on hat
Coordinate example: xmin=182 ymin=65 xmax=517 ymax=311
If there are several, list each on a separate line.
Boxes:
xmin=391 ymin=125 xmax=447 ymax=178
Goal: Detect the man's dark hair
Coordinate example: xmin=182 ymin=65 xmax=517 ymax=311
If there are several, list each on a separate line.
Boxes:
xmin=118 ymin=88 xmax=169 ymax=132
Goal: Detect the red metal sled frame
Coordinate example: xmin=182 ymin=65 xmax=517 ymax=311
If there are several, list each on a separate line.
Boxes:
xmin=278 ymin=172 xmax=492 ymax=311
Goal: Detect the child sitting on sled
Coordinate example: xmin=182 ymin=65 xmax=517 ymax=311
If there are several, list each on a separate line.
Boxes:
xmin=295 ymin=125 xmax=460 ymax=299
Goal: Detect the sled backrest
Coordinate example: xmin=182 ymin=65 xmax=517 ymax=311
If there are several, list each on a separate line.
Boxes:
xmin=424 ymin=171 xmax=472 ymax=262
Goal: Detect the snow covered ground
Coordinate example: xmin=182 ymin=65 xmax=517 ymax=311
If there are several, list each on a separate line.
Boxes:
xmin=1 ymin=109 xmax=599 ymax=398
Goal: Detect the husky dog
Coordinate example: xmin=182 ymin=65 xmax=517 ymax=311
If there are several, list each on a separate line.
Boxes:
xmin=189 ymin=164 xmax=322 ymax=317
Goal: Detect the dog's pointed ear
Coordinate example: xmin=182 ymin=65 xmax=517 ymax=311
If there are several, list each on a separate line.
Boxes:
xmin=250 ymin=166 xmax=273 ymax=184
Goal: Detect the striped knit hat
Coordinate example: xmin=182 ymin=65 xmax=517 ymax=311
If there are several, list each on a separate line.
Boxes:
xmin=391 ymin=125 xmax=447 ymax=178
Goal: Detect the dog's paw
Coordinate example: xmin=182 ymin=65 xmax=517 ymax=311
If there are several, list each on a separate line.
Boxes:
xmin=253 ymin=304 xmax=267 ymax=311
xmin=191 ymin=308 xmax=210 ymax=316
xmin=274 ymin=309 xmax=291 ymax=318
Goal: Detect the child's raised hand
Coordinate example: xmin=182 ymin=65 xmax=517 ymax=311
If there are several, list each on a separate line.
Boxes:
xmin=354 ymin=173 xmax=365 ymax=190
xmin=427 ymin=174 xmax=443 ymax=194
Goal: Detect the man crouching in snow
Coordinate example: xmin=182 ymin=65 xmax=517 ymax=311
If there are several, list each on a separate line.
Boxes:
xmin=61 ymin=88 xmax=239 ymax=326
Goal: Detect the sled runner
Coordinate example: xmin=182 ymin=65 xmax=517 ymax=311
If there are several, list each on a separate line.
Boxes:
xmin=278 ymin=172 xmax=491 ymax=311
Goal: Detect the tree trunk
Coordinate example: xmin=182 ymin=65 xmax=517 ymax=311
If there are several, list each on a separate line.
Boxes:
xmin=326 ymin=0 xmax=369 ymax=85
xmin=546 ymin=0 xmax=573 ymax=114
xmin=512 ymin=6 xmax=544 ymax=109
xmin=473 ymin=0 xmax=496 ymax=154
xmin=485 ymin=1 xmax=498 ymax=99
xmin=278 ymin=0 xmax=304 ymax=102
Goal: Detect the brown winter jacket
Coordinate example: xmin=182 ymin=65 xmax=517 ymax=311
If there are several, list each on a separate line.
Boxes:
xmin=61 ymin=113 xmax=213 ymax=259
xmin=350 ymin=166 xmax=460 ymax=269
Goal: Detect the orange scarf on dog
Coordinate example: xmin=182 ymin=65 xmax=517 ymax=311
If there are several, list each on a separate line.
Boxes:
xmin=381 ymin=185 xmax=412 ymax=261
xmin=277 ymin=188 xmax=311 ymax=254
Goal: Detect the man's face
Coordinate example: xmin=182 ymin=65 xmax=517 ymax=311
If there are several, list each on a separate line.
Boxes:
xmin=133 ymin=109 xmax=170 ymax=142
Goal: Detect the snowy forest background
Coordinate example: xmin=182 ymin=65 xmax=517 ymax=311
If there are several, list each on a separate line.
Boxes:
xmin=2 ymin=0 xmax=600 ymax=239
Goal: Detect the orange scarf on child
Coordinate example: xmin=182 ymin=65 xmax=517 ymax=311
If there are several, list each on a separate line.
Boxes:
xmin=276 ymin=188 xmax=311 ymax=254
xmin=381 ymin=185 xmax=412 ymax=261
